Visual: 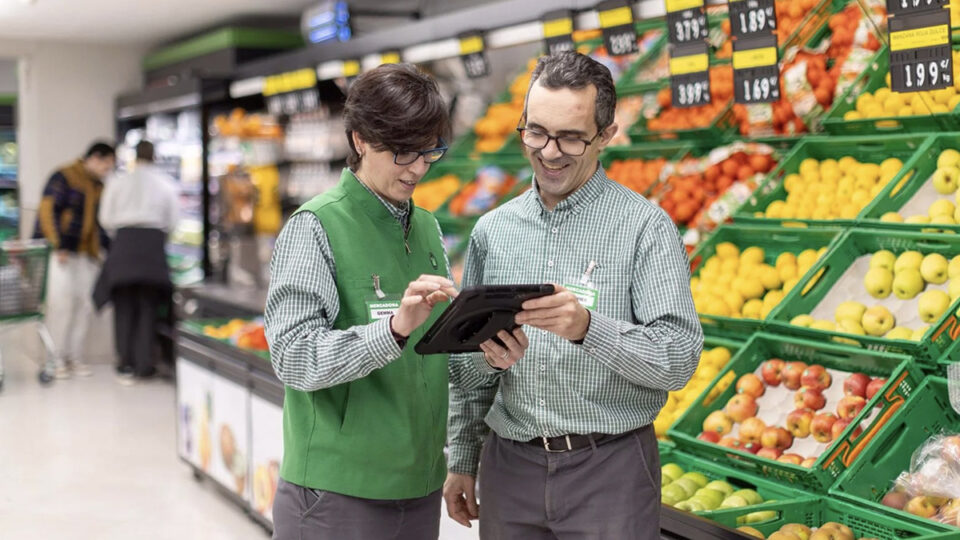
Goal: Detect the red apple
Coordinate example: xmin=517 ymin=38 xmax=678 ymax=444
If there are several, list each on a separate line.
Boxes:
xmin=718 ymin=436 xmax=742 ymax=449
xmin=831 ymin=418 xmax=863 ymax=440
xmin=786 ymin=408 xmax=815 ymax=438
xmin=760 ymin=426 xmax=794 ymax=451
xmin=811 ymin=413 xmax=838 ymax=443
xmin=801 ymin=457 xmax=817 ymax=468
xmin=881 ymin=490 xmax=908 ymax=510
xmin=698 ymin=431 xmax=721 ymax=444
xmin=739 ymin=417 xmax=767 ymax=445
xmin=737 ymin=373 xmax=766 ymax=398
xmin=794 ymin=387 xmax=827 ymax=411
xmin=836 ymin=395 xmax=867 ymax=420
xmin=866 ymin=378 xmax=886 ymax=401
xmin=777 ymin=453 xmax=804 ymax=465
xmin=843 ymin=372 xmax=871 ymax=398
xmin=741 ymin=442 xmax=762 ymax=455
xmin=760 ymin=358 xmax=786 ymax=386
xmin=725 ymin=393 xmax=759 ymax=423
xmin=757 ymin=447 xmax=783 ymax=460
xmin=782 ymin=361 xmax=808 ymax=390
xmin=703 ymin=410 xmax=734 ymax=436
xmin=801 ymin=364 xmax=832 ymax=391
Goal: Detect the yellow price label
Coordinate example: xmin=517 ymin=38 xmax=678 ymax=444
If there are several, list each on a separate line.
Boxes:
xmin=380 ymin=52 xmax=400 ymax=65
xmin=543 ymin=18 xmax=574 ymax=38
xmin=459 ymin=36 xmax=485 ymax=55
xmin=343 ymin=60 xmax=360 ymax=77
xmin=733 ymin=46 xmax=778 ymax=69
xmin=263 ymin=68 xmax=317 ymax=97
xmin=598 ymin=6 xmax=633 ymax=28
xmin=669 ymin=53 xmax=709 ymax=75
xmin=890 ymin=24 xmax=949 ymax=52
xmin=665 ymin=0 xmax=705 ymax=12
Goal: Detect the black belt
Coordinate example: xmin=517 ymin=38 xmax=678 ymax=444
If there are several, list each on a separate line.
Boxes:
xmin=525 ymin=425 xmax=649 ymax=453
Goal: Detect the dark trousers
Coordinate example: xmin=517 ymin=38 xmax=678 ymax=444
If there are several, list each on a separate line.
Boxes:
xmin=113 ymin=284 xmax=162 ymax=377
xmin=478 ymin=425 xmax=661 ymax=540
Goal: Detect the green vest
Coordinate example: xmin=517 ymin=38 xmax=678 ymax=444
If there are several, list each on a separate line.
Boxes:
xmin=280 ymin=169 xmax=450 ymax=500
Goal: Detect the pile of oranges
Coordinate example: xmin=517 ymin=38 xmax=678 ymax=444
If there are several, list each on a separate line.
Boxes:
xmin=472 ymin=59 xmax=537 ymax=154
xmin=607 ymin=157 xmax=670 ymax=195
xmin=658 ymin=151 xmax=776 ymax=229
xmin=716 ymin=0 xmax=823 ymax=58
xmin=647 ymin=66 xmax=735 ymax=133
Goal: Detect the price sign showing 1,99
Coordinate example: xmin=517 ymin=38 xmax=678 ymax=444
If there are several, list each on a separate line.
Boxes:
xmin=597 ymin=0 xmax=639 ymax=55
xmin=729 ymin=0 xmax=777 ymax=37
xmin=665 ymin=0 xmax=708 ymax=45
xmin=733 ymin=34 xmax=781 ymax=104
xmin=669 ymin=42 xmax=711 ymax=108
xmin=886 ymin=0 xmax=945 ymax=17
xmin=459 ymin=32 xmax=490 ymax=79
xmin=888 ymin=9 xmax=952 ymax=92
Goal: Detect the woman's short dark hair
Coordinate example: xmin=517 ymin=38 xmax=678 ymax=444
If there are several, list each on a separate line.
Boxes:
xmin=344 ymin=63 xmax=450 ymax=169
xmin=135 ymin=140 xmax=155 ymax=162
xmin=84 ymin=141 xmax=116 ymax=159
xmin=527 ymin=51 xmax=617 ymax=132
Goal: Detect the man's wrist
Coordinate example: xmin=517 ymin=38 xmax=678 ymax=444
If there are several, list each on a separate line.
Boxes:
xmin=571 ymin=309 xmax=591 ymax=344
xmin=389 ymin=316 xmax=409 ymax=347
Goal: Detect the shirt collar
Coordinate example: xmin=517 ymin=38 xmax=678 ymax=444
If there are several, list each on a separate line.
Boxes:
xmin=347 ymin=169 xmax=411 ymax=223
xmin=529 ymin=163 xmax=608 ymax=216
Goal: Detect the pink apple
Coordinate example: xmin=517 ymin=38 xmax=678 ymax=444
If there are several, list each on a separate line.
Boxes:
xmin=836 ymin=395 xmax=867 ymax=420
xmin=760 ymin=358 xmax=786 ymax=386
xmin=757 ymin=447 xmax=783 ymax=460
xmin=786 ymin=408 xmax=815 ymax=438
xmin=801 ymin=364 xmax=832 ymax=391
xmin=760 ymin=426 xmax=794 ymax=451
xmin=843 ymin=372 xmax=871 ymax=398
xmin=739 ymin=417 xmax=767 ymax=445
xmin=782 ymin=361 xmax=808 ymax=390
xmin=725 ymin=393 xmax=759 ymax=423
xmin=794 ymin=388 xmax=827 ymax=411
xmin=698 ymin=431 xmax=721 ymax=444
xmin=832 ymin=418 xmax=863 ymax=440
xmin=866 ymin=378 xmax=887 ymax=401
xmin=777 ymin=453 xmax=804 ymax=465
xmin=812 ymin=413 xmax=838 ymax=443
xmin=737 ymin=373 xmax=766 ymax=398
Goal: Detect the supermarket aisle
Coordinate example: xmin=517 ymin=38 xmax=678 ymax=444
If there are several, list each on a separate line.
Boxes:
xmin=0 ymin=326 xmax=478 ymax=540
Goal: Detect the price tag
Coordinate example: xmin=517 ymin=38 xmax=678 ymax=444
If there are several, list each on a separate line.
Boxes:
xmin=262 ymin=68 xmax=318 ymax=97
xmin=728 ymin=0 xmax=777 ymax=37
xmin=886 ymin=0 xmax=946 ymax=17
xmin=888 ymin=9 xmax=952 ymax=92
xmin=342 ymin=60 xmax=361 ymax=78
xmin=263 ymin=68 xmax=321 ymax=115
xmin=459 ymin=32 xmax=490 ymax=78
xmin=542 ymin=9 xmax=576 ymax=56
xmin=266 ymin=88 xmax=321 ymax=116
xmin=597 ymin=0 xmax=639 ymax=55
xmin=670 ymin=42 xmax=711 ymax=108
xmin=665 ymin=0 xmax=708 ymax=45
xmin=733 ymin=34 xmax=781 ymax=103
xmin=380 ymin=51 xmax=401 ymax=65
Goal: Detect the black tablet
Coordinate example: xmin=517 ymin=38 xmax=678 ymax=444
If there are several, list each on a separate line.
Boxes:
xmin=414 ymin=284 xmax=555 ymax=355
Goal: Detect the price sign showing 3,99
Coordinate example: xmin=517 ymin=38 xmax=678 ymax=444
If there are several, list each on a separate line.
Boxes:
xmin=729 ymin=0 xmax=777 ymax=37
xmin=888 ymin=9 xmax=952 ymax=92
xmin=665 ymin=0 xmax=708 ymax=44
xmin=669 ymin=42 xmax=711 ymax=108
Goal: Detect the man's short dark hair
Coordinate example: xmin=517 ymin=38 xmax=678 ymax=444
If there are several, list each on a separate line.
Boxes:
xmin=136 ymin=140 xmax=155 ymax=162
xmin=527 ymin=51 xmax=617 ymax=132
xmin=85 ymin=141 xmax=116 ymax=159
xmin=344 ymin=63 xmax=450 ymax=169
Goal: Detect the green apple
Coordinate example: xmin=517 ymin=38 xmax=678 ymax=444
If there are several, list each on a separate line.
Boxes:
xmin=705 ymin=480 xmax=735 ymax=497
xmin=737 ymin=526 xmax=766 ymax=539
xmin=880 ymin=212 xmax=904 ymax=223
xmin=893 ymin=268 xmax=925 ymax=299
xmin=837 ymin=318 xmax=866 ymax=335
xmin=835 ymin=300 xmax=867 ymax=323
xmin=932 ymin=166 xmax=960 ymax=194
xmin=885 ymin=327 xmax=914 ymax=340
xmin=673 ymin=500 xmax=695 ymax=512
xmin=691 ymin=488 xmax=724 ymax=510
xmin=672 ymin=478 xmax=700 ymax=498
xmin=810 ymin=320 xmax=837 ymax=331
xmin=921 ymin=253 xmax=950 ymax=284
xmin=743 ymin=509 xmax=778 ymax=524
xmin=938 ymin=148 xmax=960 ymax=168
xmin=790 ymin=314 xmax=815 ymax=327
xmin=720 ymin=495 xmax=750 ymax=509
xmin=949 ymin=277 xmax=960 ymax=301
xmin=862 ymin=305 xmax=896 ymax=336
xmin=732 ymin=489 xmax=764 ymax=505
xmin=949 ymin=255 xmax=960 ymax=279
xmin=661 ymin=483 xmax=687 ymax=505
xmin=929 ymin=199 xmax=957 ymax=219
xmin=680 ymin=471 xmax=709 ymax=489
xmin=870 ymin=250 xmax=897 ymax=272
xmin=918 ymin=290 xmax=953 ymax=323
xmin=864 ymin=267 xmax=894 ymax=298
xmin=913 ymin=326 xmax=930 ymax=340
xmin=661 ymin=463 xmax=684 ymax=483
xmin=906 ymin=215 xmax=932 ymax=224
xmin=895 ymin=251 xmax=924 ymax=273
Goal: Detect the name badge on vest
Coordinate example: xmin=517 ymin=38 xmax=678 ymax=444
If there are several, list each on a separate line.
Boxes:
xmin=367 ymin=274 xmax=400 ymax=321
xmin=564 ymin=260 xmax=599 ymax=311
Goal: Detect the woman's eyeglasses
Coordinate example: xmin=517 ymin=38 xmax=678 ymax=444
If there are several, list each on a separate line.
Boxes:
xmin=394 ymin=139 xmax=448 ymax=165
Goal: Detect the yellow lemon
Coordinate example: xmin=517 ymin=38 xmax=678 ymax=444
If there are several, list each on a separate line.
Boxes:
xmin=778 ymin=264 xmax=798 ymax=282
xmin=880 ymin=158 xmax=903 ymax=177
xmin=765 ymin=200 xmax=786 ymax=218
xmin=798 ymin=249 xmax=819 ymax=268
xmin=799 ymin=158 xmax=820 ymax=177
xmin=741 ymin=298 xmax=763 ymax=319
xmin=883 ymin=94 xmax=905 ymax=114
xmin=776 ymin=252 xmax=798 ymax=269
xmin=741 ymin=246 xmax=765 ymax=266
xmin=838 ymin=156 xmax=858 ymax=173
xmin=863 ymin=103 xmax=885 ymax=118
xmin=873 ymin=87 xmax=892 ymax=103
xmin=855 ymin=93 xmax=875 ymax=113
xmin=934 ymin=87 xmax=956 ymax=105
xmin=715 ymin=241 xmax=740 ymax=260
xmin=898 ymin=106 xmax=916 ymax=117
xmin=737 ymin=278 xmax=766 ymax=300
xmin=844 ymin=110 xmax=863 ymax=120
xmin=783 ymin=173 xmax=802 ymax=193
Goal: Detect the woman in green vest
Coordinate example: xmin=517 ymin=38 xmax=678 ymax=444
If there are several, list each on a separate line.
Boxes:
xmin=264 ymin=64 xmax=488 ymax=539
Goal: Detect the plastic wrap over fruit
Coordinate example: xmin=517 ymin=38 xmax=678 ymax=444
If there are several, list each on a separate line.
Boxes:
xmin=893 ymin=432 xmax=960 ymax=508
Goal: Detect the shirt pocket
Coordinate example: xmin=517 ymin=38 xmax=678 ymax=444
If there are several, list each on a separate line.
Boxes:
xmin=589 ymin=257 xmax=633 ymax=321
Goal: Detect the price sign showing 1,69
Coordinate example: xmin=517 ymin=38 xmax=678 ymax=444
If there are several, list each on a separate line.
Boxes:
xmin=665 ymin=0 xmax=708 ymax=44
xmin=597 ymin=0 xmax=639 ymax=55
xmin=669 ymin=41 xmax=711 ymax=108
xmin=729 ymin=0 xmax=777 ymax=37
xmin=733 ymin=34 xmax=781 ymax=104
xmin=888 ymin=10 xmax=952 ymax=92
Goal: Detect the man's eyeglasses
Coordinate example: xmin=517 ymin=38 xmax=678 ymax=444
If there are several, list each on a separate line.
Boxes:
xmin=394 ymin=139 xmax=448 ymax=166
xmin=516 ymin=128 xmax=601 ymax=157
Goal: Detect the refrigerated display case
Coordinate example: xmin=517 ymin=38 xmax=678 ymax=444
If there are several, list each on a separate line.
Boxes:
xmin=0 ymin=97 xmax=18 ymax=233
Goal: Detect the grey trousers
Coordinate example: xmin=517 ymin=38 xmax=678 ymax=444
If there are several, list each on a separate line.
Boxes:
xmin=478 ymin=425 xmax=661 ymax=540
xmin=272 ymin=478 xmax=442 ymax=540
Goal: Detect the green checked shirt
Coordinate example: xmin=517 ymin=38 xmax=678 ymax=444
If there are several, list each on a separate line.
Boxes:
xmin=447 ymin=165 xmax=703 ymax=476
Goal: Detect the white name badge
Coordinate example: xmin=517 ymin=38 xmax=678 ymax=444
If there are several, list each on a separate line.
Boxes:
xmin=564 ymin=283 xmax=598 ymax=311
xmin=366 ymin=300 xmax=401 ymax=321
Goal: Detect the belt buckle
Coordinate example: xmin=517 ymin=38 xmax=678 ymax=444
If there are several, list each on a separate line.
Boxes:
xmin=543 ymin=435 xmax=573 ymax=453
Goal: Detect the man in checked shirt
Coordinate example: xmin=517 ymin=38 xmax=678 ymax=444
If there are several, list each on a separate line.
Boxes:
xmin=444 ymin=51 xmax=703 ymax=539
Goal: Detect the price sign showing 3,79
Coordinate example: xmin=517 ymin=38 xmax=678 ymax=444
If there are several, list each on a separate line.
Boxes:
xmin=888 ymin=9 xmax=952 ymax=92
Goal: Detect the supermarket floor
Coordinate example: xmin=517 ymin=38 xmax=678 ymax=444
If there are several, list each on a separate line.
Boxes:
xmin=0 ymin=326 xmax=478 ymax=540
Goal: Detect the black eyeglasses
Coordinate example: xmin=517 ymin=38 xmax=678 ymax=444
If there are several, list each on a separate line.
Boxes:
xmin=516 ymin=128 xmax=601 ymax=157
xmin=393 ymin=139 xmax=448 ymax=166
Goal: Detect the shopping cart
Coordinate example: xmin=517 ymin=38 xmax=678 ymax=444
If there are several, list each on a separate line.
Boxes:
xmin=0 ymin=238 xmax=57 ymax=390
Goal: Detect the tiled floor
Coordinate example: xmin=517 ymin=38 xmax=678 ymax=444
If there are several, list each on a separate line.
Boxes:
xmin=0 ymin=325 xmax=478 ymax=539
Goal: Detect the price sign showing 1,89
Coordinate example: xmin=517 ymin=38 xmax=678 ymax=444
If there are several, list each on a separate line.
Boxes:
xmin=459 ymin=32 xmax=490 ymax=79
xmin=729 ymin=0 xmax=777 ymax=37
xmin=665 ymin=0 xmax=708 ymax=44
xmin=888 ymin=9 xmax=952 ymax=92
xmin=597 ymin=0 xmax=639 ymax=56
xmin=670 ymin=41 xmax=711 ymax=108
xmin=733 ymin=34 xmax=781 ymax=104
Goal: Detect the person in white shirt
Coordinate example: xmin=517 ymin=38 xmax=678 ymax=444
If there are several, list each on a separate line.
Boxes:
xmin=94 ymin=140 xmax=180 ymax=385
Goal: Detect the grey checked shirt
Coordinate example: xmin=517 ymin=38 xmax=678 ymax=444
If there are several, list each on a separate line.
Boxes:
xmin=447 ymin=165 xmax=703 ymax=476
xmin=265 ymin=170 xmax=446 ymax=392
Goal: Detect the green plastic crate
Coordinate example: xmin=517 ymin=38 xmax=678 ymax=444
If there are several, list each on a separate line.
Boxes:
xmin=734 ymin=134 xmax=929 ymax=228
xmin=859 ymin=132 xmax=960 ymax=234
xmin=830 ymin=376 xmax=960 ymax=536
xmin=707 ymin=496 xmax=955 ymax=539
xmin=668 ymin=332 xmax=923 ymax=493
xmin=687 ymin=224 xmax=844 ymax=338
xmin=629 ymin=100 xmax=738 ymax=143
xmin=822 ymin=43 xmax=960 ymax=136
xmin=767 ymin=228 xmax=960 ymax=365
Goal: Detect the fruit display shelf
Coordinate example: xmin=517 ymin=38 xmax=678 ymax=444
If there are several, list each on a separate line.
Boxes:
xmin=858 ymin=133 xmax=960 ymax=234
xmin=180 ymin=318 xmax=269 ymax=361
xmin=734 ymin=134 xmax=928 ymax=229
xmin=766 ymin=229 xmax=960 ymax=366
xmin=688 ymin=224 xmax=844 ymax=339
xmin=830 ymin=377 xmax=960 ymax=534
xmin=707 ymin=496 xmax=956 ymax=539
xmin=600 ymin=141 xmax=697 ymax=198
xmin=628 ymin=69 xmax=739 ymax=143
xmin=668 ymin=332 xmax=922 ymax=493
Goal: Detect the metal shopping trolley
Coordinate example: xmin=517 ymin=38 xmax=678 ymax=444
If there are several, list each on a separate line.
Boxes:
xmin=0 ymin=238 xmax=57 ymax=390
